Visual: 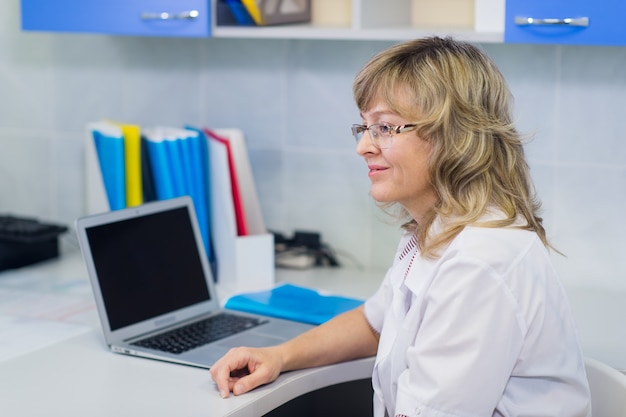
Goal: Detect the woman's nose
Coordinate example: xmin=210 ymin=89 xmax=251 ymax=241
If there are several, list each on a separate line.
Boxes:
xmin=356 ymin=132 xmax=378 ymax=156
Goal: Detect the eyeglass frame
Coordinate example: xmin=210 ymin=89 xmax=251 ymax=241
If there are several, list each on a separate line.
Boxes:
xmin=351 ymin=122 xmax=419 ymax=149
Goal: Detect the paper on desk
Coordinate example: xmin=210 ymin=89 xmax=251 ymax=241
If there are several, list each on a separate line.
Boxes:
xmin=0 ymin=287 xmax=96 ymax=362
xmin=0 ymin=314 xmax=89 ymax=362
xmin=0 ymin=288 xmax=97 ymax=326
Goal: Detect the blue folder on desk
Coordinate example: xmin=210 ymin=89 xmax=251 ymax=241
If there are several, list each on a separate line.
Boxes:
xmin=225 ymin=283 xmax=364 ymax=325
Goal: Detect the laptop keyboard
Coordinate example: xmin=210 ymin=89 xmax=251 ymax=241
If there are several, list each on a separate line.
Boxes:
xmin=131 ymin=313 xmax=268 ymax=355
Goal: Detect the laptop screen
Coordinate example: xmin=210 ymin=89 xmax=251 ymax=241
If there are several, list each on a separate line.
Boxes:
xmin=85 ymin=206 xmax=211 ymax=331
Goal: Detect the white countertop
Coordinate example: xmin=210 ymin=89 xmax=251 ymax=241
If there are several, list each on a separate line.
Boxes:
xmin=1 ymin=251 xmax=625 ymax=371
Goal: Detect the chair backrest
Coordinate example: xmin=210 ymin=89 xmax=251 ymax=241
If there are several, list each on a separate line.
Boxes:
xmin=585 ymin=357 xmax=626 ymax=417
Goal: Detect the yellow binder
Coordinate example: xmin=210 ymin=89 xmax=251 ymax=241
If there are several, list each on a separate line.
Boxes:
xmin=120 ymin=124 xmax=143 ymax=207
xmin=241 ymin=0 xmax=263 ymax=25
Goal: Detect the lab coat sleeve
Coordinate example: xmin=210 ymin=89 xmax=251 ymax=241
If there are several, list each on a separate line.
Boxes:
xmin=395 ymin=255 xmax=525 ymax=417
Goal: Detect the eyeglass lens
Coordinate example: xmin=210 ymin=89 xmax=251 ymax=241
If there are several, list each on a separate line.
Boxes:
xmin=351 ymin=124 xmax=393 ymax=148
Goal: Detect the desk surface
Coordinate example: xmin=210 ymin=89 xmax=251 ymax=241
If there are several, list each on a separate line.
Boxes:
xmin=0 ymin=253 xmax=379 ymax=417
xmin=0 ymin=252 xmax=625 ymax=417
xmin=0 ymin=327 xmax=374 ymax=417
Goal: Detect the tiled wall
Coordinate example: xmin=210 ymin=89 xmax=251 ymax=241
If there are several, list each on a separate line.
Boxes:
xmin=1 ymin=0 xmax=626 ymax=290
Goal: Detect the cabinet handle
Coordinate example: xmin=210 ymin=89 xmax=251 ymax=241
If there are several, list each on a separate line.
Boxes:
xmin=514 ymin=16 xmax=589 ymax=27
xmin=140 ymin=10 xmax=200 ymax=20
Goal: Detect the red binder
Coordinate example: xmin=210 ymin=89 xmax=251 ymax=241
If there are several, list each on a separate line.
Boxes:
xmin=203 ymin=128 xmax=248 ymax=237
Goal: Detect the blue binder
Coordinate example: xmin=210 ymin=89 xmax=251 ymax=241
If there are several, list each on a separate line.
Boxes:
xmin=92 ymin=129 xmax=125 ymax=210
xmin=225 ymin=283 xmax=364 ymax=325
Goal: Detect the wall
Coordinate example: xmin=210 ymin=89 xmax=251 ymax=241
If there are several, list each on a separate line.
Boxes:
xmin=1 ymin=0 xmax=625 ymax=291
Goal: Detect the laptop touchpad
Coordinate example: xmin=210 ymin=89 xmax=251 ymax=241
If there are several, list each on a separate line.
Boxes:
xmin=218 ymin=333 xmax=285 ymax=349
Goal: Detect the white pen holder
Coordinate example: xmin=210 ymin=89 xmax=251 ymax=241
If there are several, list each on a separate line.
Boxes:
xmin=212 ymin=232 xmax=275 ymax=295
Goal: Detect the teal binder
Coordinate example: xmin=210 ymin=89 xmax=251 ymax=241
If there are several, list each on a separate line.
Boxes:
xmin=92 ymin=129 xmax=125 ymax=210
xmin=224 ymin=283 xmax=364 ymax=325
xmin=164 ymin=137 xmax=186 ymax=197
xmin=144 ymin=134 xmax=175 ymax=200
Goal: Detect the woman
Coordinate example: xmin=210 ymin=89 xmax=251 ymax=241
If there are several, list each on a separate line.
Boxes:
xmin=210 ymin=37 xmax=591 ymax=417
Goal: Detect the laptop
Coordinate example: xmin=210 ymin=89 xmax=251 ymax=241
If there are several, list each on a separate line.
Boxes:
xmin=75 ymin=196 xmax=314 ymax=368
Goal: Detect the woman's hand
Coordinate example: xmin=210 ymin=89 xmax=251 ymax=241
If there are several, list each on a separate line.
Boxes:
xmin=210 ymin=307 xmax=378 ymax=399
xmin=210 ymin=346 xmax=283 ymax=398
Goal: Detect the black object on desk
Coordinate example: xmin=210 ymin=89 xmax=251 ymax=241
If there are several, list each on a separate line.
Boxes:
xmin=0 ymin=215 xmax=68 ymax=271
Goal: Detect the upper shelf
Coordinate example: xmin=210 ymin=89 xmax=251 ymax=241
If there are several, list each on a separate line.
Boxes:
xmin=212 ymin=0 xmax=505 ymax=43
xmin=19 ymin=0 xmax=504 ymax=42
xmin=211 ymin=24 xmax=503 ymax=43
xmin=22 ymin=0 xmax=626 ymax=46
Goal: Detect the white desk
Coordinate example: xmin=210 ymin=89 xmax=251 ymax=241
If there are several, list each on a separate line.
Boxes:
xmin=0 ymin=252 xmax=625 ymax=417
xmin=0 ymin=253 xmax=378 ymax=417
xmin=0 ymin=327 xmax=374 ymax=417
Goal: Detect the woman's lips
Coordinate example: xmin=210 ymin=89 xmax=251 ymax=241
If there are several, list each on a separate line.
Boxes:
xmin=367 ymin=164 xmax=388 ymax=177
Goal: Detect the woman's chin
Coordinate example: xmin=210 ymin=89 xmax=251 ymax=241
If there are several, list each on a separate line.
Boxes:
xmin=369 ymin=190 xmax=393 ymax=204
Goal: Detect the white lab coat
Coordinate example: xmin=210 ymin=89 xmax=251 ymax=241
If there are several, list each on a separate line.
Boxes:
xmin=364 ymin=217 xmax=591 ymax=417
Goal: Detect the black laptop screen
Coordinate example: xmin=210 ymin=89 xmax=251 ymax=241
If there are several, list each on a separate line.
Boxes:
xmin=85 ymin=206 xmax=211 ymax=331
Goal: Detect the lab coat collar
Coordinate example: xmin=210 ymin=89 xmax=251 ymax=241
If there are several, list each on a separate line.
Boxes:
xmin=403 ymin=208 xmax=520 ymax=294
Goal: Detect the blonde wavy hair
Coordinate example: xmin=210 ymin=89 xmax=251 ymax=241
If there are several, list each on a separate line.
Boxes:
xmin=353 ymin=37 xmax=549 ymax=258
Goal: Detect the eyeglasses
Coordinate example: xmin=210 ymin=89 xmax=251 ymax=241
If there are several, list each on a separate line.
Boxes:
xmin=351 ymin=123 xmax=418 ymax=149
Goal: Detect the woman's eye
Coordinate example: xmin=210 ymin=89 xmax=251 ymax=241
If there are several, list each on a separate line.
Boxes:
xmin=378 ymin=124 xmax=393 ymax=135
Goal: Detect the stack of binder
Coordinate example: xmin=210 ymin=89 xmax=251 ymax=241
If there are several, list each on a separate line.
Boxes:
xmin=86 ymin=122 xmax=274 ymax=292
xmin=218 ymin=0 xmax=311 ymax=26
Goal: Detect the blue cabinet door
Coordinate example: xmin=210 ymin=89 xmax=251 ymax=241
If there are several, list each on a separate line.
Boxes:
xmin=505 ymin=0 xmax=626 ymax=46
xmin=21 ymin=0 xmax=210 ymax=37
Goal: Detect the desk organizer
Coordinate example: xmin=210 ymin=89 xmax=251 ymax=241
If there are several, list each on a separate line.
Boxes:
xmin=0 ymin=216 xmax=68 ymax=271
xmin=211 ymin=231 xmax=274 ymax=294
xmin=208 ymin=128 xmax=274 ymax=293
